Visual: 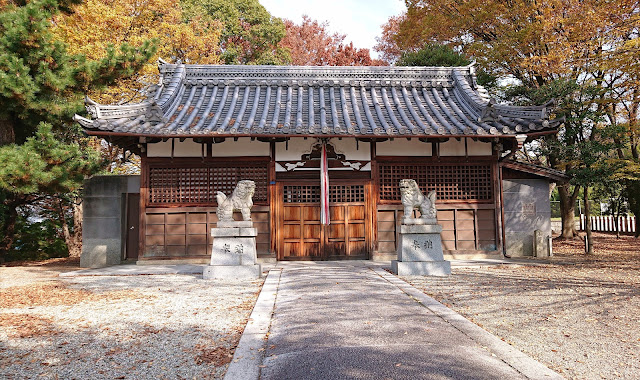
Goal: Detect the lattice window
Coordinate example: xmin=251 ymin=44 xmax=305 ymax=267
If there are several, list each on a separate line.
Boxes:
xmin=330 ymin=185 xmax=365 ymax=203
xmin=148 ymin=162 xmax=268 ymax=205
xmin=283 ymin=184 xmax=365 ymax=203
xmin=283 ymin=185 xmax=321 ymax=203
xmin=378 ymin=163 xmax=493 ymax=201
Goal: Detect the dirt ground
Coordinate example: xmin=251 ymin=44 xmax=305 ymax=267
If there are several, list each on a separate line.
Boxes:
xmin=2 ymin=233 xmax=638 ymax=379
xmin=0 ymin=258 xmax=262 ymax=379
xmin=404 ymin=232 xmax=640 ymax=379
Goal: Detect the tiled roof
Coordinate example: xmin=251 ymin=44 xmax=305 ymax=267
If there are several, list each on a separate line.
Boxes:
xmin=501 ymin=159 xmax=570 ymax=182
xmin=75 ymin=63 xmax=560 ymax=138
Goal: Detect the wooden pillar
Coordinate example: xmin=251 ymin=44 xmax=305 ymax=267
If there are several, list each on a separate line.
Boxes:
xmin=496 ymin=160 xmax=506 ymax=256
xmin=269 ymin=141 xmax=278 ymax=258
xmin=138 ymin=152 xmax=148 ymax=259
xmin=370 ymin=141 xmax=379 ymax=253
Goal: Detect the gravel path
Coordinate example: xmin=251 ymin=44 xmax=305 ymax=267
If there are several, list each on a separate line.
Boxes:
xmin=402 ymin=233 xmax=640 ymax=380
xmin=1 ymin=263 xmax=263 ymax=379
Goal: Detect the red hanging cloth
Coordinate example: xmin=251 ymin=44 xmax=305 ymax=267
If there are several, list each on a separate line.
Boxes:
xmin=320 ymin=142 xmax=330 ymax=225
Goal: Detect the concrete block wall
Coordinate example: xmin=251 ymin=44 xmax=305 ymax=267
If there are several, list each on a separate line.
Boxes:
xmin=503 ymin=179 xmax=551 ymax=257
xmin=81 ymin=175 xmax=140 ymax=268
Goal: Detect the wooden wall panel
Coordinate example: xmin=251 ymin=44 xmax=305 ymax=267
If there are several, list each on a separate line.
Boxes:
xmin=378 ymin=242 xmax=396 ymax=252
xmin=187 ymin=213 xmax=207 ymax=223
xmin=146 ymin=214 xmax=164 ymax=224
xmin=376 ymin=205 xmax=498 ymax=256
xmin=140 ymin=206 xmax=270 ymax=259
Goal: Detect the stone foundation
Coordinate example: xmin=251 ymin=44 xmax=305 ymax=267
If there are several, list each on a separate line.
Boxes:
xmin=392 ymin=223 xmax=451 ymax=276
xmin=203 ymin=221 xmax=261 ymax=280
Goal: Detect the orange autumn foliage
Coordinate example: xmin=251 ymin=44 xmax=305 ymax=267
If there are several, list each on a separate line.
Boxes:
xmin=377 ymin=0 xmax=638 ymax=86
xmin=52 ymin=0 xmax=223 ymax=104
xmin=281 ymin=15 xmax=385 ymax=66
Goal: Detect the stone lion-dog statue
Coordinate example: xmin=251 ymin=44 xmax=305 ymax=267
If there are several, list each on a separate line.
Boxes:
xmin=399 ymin=179 xmax=437 ymax=224
xmin=216 ymin=180 xmax=256 ymax=222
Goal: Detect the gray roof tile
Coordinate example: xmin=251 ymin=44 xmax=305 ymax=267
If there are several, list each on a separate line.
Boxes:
xmin=75 ymin=64 xmax=560 ymax=138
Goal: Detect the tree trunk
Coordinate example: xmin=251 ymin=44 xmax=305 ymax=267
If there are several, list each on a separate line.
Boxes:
xmin=584 ymin=187 xmax=594 ymax=254
xmin=70 ymin=201 xmax=83 ymax=257
xmin=557 ymin=185 xmax=579 ymax=238
xmin=58 ymin=198 xmax=72 ymax=255
xmin=58 ymin=197 xmax=83 ymax=257
xmin=0 ymin=196 xmax=21 ymax=263
xmin=0 ymin=118 xmax=16 ymax=146
xmin=613 ymin=201 xmax=621 ymax=239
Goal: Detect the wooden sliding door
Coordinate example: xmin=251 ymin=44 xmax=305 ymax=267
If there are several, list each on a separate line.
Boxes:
xmin=277 ymin=181 xmax=371 ymax=260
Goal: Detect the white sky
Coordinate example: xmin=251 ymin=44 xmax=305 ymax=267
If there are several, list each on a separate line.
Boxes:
xmin=260 ymin=0 xmax=406 ymax=58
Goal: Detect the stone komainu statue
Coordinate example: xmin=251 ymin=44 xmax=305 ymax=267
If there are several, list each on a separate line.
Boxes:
xmin=399 ymin=179 xmax=437 ymax=224
xmin=216 ymin=180 xmax=256 ymax=222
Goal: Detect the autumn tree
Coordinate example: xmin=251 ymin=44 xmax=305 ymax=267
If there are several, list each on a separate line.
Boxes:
xmin=281 ymin=15 xmax=383 ymax=66
xmin=48 ymin=0 xmax=225 ymax=257
xmin=599 ymin=26 xmax=640 ymax=237
xmin=53 ymin=0 xmax=222 ymax=104
xmin=379 ymin=0 xmax=639 ymax=240
xmin=181 ymin=0 xmax=289 ymax=65
xmin=374 ymin=14 xmax=403 ymax=64
xmin=0 ymin=0 xmax=155 ymax=261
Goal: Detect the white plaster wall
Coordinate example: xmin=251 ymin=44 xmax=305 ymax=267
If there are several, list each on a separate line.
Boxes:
xmin=211 ymin=138 xmax=269 ymax=157
xmin=146 ymin=138 xmax=269 ymax=157
xmin=467 ymin=139 xmax=493 ymax=155
xmin=440 ymin=138 xmax=492 ymax=156
xmin=147 ymin=139 xmax=200 ymax=157
xmin=275 ymin=138 xmax=320 ymax=162
xmin=375 ymin=139 xmax=432 ymax=156
xmin=332 ymin=138 xmax=371 ymax=161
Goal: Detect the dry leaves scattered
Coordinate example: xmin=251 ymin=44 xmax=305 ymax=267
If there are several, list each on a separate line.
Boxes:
xmin=0 ymin=282 xmax=147 ymax=308
xmin=0 ymin=313 xmax=61 ymax=338
xmin=404 ymin=232 xmax=640 ymax=380
xmin=194 ymin=339 xmax=235 ymax=366
xmin=0 ymin=265 xmax=263 ymax=379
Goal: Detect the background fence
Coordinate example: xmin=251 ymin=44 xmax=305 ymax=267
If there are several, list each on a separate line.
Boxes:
xmin=579 ymin=215 xmax=637 ymax=233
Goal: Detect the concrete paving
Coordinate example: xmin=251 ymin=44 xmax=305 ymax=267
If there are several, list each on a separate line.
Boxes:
xmin=58 ymin=259 xmax=560 ymax=379
xmin=58 ymin=264 xmax=204 ymax=277
xmin=250 ymin=262 xmax=561 ymax=380
xmin=58 ymin=258 xmax=524 ymax=278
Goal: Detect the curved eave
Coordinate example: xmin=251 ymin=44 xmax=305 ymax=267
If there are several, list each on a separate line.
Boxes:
xmin=80 ymin=128 xmax=560 ymax=140
xmin=77 ymin=64 xmax=561 ymax=140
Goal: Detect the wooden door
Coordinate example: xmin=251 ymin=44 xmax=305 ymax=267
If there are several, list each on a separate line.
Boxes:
xmin=125 ymin=193 xmax=140 ymax=260
xmin=278 ymin=182 xmax=369 ymax=260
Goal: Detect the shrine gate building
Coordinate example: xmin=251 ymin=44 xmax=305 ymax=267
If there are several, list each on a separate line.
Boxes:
xmin=75 ymin=63 xmax=565 ymax=266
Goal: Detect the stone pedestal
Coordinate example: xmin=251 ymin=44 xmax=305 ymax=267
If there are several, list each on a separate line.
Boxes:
xmin=391 ymin=224 xmax=451 ymax=276
xmin=203 ymin=221 xmax=261 ymax=280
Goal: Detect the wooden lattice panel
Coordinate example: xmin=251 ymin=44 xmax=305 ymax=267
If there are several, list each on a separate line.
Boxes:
xmin=329 ymin=185 xmax=365 ymax=203
xmin=283 ymin=184 xmax=365 ymax=204
xmin=378 ymin=163 xmax=493 ymax=202
xmin=283 ymin=185 xmax=321 ymax=203
xmin=148 ymin=162 xmax=268 ymax=206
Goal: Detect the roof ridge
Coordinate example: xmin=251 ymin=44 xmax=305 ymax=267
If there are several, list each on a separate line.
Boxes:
xmin=75 ymin=64 xmax=561 ymax=139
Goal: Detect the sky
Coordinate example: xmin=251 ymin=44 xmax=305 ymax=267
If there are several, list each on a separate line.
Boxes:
xmin=260 ymin=0 xmax=406 ymax=58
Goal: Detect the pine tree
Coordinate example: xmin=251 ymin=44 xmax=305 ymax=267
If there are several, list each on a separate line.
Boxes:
xmin=0 ymin=0 xmax=156 ymax=261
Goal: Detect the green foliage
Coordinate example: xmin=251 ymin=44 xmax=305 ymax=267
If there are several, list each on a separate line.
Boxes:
xmin=0 ymin=0 xmax=155 ymax=143
xmin=508 ymin=78 xmax=622 ymax=187
xmin=396 ymin=44 xmax=496 ymax=87
xmin=397 ymin=44 xmax=470 ymax=67
xmin=0 ymin=123 xmax=101 ymax=195
xmin=181 ymin=0 xmax=289 ymax=65
xmin=0 ymin=0 xmax=156 ymax=260
xmin=7 ymin=215 xmax=68 ymax=262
